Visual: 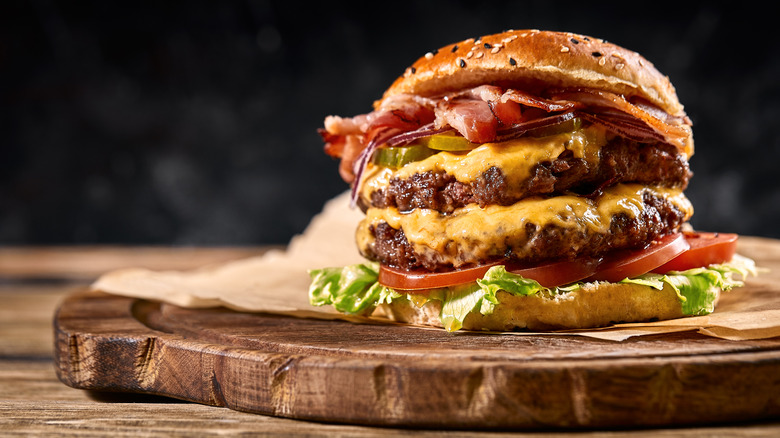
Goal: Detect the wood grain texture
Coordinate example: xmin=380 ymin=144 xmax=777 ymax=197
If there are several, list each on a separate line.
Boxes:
xmin=1 ymin=242 xmax=778 ymax=435
xmin=0 ymin=245 xmax=272 ymax=280
xmin=52 ymin=235 xmax=780 ymax=430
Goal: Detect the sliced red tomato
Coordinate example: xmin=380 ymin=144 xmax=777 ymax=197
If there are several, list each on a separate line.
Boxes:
xmin=378 ymin=257 xmax=599 ymax=291
xmin=378 ymin=261 xmax=502 ymax=291
xmin=505 ymin=258 xmax=599 ymax=289
xmin=653 ymin=231 xmax=738 ymax=273
xmin=377 ymin=231 xmax=735 ymax=292
xmin=587 ymin=233 xmax=689 ymax=283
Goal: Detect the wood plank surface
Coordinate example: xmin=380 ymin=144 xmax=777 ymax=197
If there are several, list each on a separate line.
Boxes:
xmin=0 ymin=245 xmax=273 ymax=280
xmin=4 ymin=244 xmax=780 ymax=436
xmin=51 ymin=237 xmax=780 ymax=431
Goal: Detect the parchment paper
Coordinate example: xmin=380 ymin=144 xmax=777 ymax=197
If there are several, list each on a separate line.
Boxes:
xmin=92 ymin=191 xmax=778 ymax=342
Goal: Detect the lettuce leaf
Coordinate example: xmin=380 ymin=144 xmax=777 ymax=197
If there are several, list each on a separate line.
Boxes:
xmin=308 ymin=262 xmax=389 ymax=315
xmin=308 ymin=255 xmax=759 ymax=331
xmin=621 ymin=254 xmax=759 ymax=315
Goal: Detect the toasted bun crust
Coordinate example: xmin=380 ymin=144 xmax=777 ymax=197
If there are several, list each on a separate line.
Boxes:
xmin=376 ymin=281 xmax=713 ymax=331
xmin=379 ymin=29 xmax=685 ymax=118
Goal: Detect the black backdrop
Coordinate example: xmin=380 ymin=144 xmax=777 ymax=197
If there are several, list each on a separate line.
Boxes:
xmin=3 ymin=1 xmax=779 ymax=245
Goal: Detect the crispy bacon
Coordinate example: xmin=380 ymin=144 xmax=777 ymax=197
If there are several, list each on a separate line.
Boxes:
xmin=501 ymin=88 xmax=582 ymax=112
xmin=320 ymin=85 xmax=692 ymax=206
xmin=435 ymin=99 xmax=498 ymax=143
xmin=548 ymin=88 xmax=691 ymax=150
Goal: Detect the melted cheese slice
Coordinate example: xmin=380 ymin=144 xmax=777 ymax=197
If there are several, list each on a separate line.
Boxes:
xmin=357 ymin=184 xmax=693 ymax=268
xmin=360 ymin=126 xmax=607 ymax=202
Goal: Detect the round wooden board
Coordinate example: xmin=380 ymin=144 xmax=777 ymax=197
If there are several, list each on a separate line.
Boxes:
xmin=54 ymin=237 xmax=780 ymax=430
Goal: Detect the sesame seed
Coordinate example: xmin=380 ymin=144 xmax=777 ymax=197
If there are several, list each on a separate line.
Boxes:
xmin=591 ymin=51 xmax=603 ymax=57
xmin=561 ymin=46 xmax=570 ymax=53
xmin=502 ymin=35 xmax=518 ymax=43
xmin=458 ymin=58 xmax=466 ymax=68
xmin=484 ymin=42 xmax=492 ymax=49
xmin=425 ymin=52 xmax=434 ymax=60
xmin=509 ymin=57 xmax=516 ymax=66
xmin=570 ymin=38 xmax=579 ymax=44
xmin=598 ymin=57 xmax=606 ymax=66
xmin=491 ymin=46 xmax=501 ymax=54
xmin=451 ymin=45 xmax=459 ymax=53
xmin=615 ymin=63 xmax=624 ymax=70
xmin=583 ymin=37 xmax=591 ymax=41
xmin=466 ymin=51 xmax=474 ymax=59
xmin=411 ymin=66 xmax=416 ymax=74
xmin=475 ymin=52 xmax=484 ymax=59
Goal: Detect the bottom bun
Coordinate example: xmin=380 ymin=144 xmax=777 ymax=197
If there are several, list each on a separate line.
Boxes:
xmin=376 ymin=281 xmax=717 ymax=331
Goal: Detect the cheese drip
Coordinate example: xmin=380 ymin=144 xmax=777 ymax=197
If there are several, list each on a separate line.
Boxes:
xmin=360 ymin=126 xmax=607 ymax=202
xmin=357 ymin=184 xmax=694 ymax=268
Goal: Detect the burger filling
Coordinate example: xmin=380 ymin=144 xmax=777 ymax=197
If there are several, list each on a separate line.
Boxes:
xmin=310 ymin=83 xmax=757 ymax=331
xmin=355 ymin=121 xmax=693 ymax=271
xmin=362 ymin=185 xmax=693 ymax=271
xmin=365 ymin=137 xmax=690 ymax=213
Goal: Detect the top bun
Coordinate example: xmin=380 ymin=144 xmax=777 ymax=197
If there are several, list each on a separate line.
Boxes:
xmin=379 ymin=29 xmax=685 ymax=118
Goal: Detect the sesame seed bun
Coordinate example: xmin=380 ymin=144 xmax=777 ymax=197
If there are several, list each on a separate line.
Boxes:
xmin=379 ymin=29 xmax=685 ymax=118
xmin=377 ymin=280 xmax=701 ymax=332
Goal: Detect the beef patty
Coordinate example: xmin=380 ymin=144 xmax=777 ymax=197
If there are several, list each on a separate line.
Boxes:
xmin=367 ymin=139 xmax=690 ymax=214
xmin=363 ymin=190 xmax=689 ymax=271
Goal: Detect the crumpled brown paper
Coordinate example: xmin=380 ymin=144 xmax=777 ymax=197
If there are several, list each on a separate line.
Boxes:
xmin=92 ymin=192 xmax=778 ymax=342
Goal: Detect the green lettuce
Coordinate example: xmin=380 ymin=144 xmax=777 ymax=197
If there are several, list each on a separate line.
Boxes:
xmin=308 ymin=255 xmax=759 ymax=331
xmin=621 ymin=254 xmax=759 ymax=315
xmin=308 ymin=262 xmax=389 ymax=315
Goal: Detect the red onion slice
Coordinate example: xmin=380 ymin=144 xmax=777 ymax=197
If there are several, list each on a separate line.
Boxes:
xmin=579 ymin=112 xmax=666 ymax=144
xmin=494 ymin=110 xmax=577 ymax=142
xmin=385 ymin=123 xmax=454 ymax=147
xmin=350 ymin=126 xmax=401 ymax=206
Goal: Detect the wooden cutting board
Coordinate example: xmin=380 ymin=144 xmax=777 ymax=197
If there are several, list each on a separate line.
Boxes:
xmin=54 ymin=238 xmax=780 ymax=430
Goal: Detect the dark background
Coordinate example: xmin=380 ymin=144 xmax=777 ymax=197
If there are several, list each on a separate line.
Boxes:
xmin=2 ymin=1 xmax=779 ymax=246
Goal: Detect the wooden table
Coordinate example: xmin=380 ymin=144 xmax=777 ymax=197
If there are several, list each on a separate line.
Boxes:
xmin=3 ymin=245 xmax=780 ymax=436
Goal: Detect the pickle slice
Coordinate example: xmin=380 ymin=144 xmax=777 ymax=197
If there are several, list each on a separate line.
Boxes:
xmin=372 ymin=144 xmax=437 ymax=168
xmin=527 ymin=117 xmax=582 ymax=137
xmin=420 ymin=132 xmax=478 ymax=151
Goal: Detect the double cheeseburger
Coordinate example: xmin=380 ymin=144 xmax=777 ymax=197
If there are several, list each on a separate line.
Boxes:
xmin=309 ymin=29 xmax=757 ymax=332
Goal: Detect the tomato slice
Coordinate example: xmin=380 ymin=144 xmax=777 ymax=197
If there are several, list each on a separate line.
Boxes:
xmin=378 ymin=261 xmax=502 ymax=291
xmin=587 ymin=233 xmax=689 ymax=283
xmin=505 ymin=258 xmax=599 ymax=289
xmin=378 ymin=257 xmax=599 ymax=291
xmin=377 ymin=232 xmax=735 ymax=292
xmin=653 ymin=231 xmax=738 ymax=273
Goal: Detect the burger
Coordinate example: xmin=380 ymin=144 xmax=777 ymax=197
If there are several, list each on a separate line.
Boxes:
xmin=309 ymin=29 xmax=757 ymax=332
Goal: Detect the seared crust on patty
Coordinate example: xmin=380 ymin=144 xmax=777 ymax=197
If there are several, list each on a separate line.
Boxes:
xmin=361 ymin=188 xmax=691 ymax=271
xmin=368 ymin=139 xmax=691 ymax=213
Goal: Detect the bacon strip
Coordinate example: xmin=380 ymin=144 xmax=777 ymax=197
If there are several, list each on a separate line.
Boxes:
xmin=501 ymin=88 xmax=582 ymax=112
xmin=435 ymin=99 xmax=498 ymax=143
xmin=320 ymin=85 xmax=692 ymax=204
xmin=548 ymin=88 xmax=691 ymax=150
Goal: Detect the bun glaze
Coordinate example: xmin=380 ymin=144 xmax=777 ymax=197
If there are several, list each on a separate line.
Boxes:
xmin=380 ymin=29 xmax=685 ymax=118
